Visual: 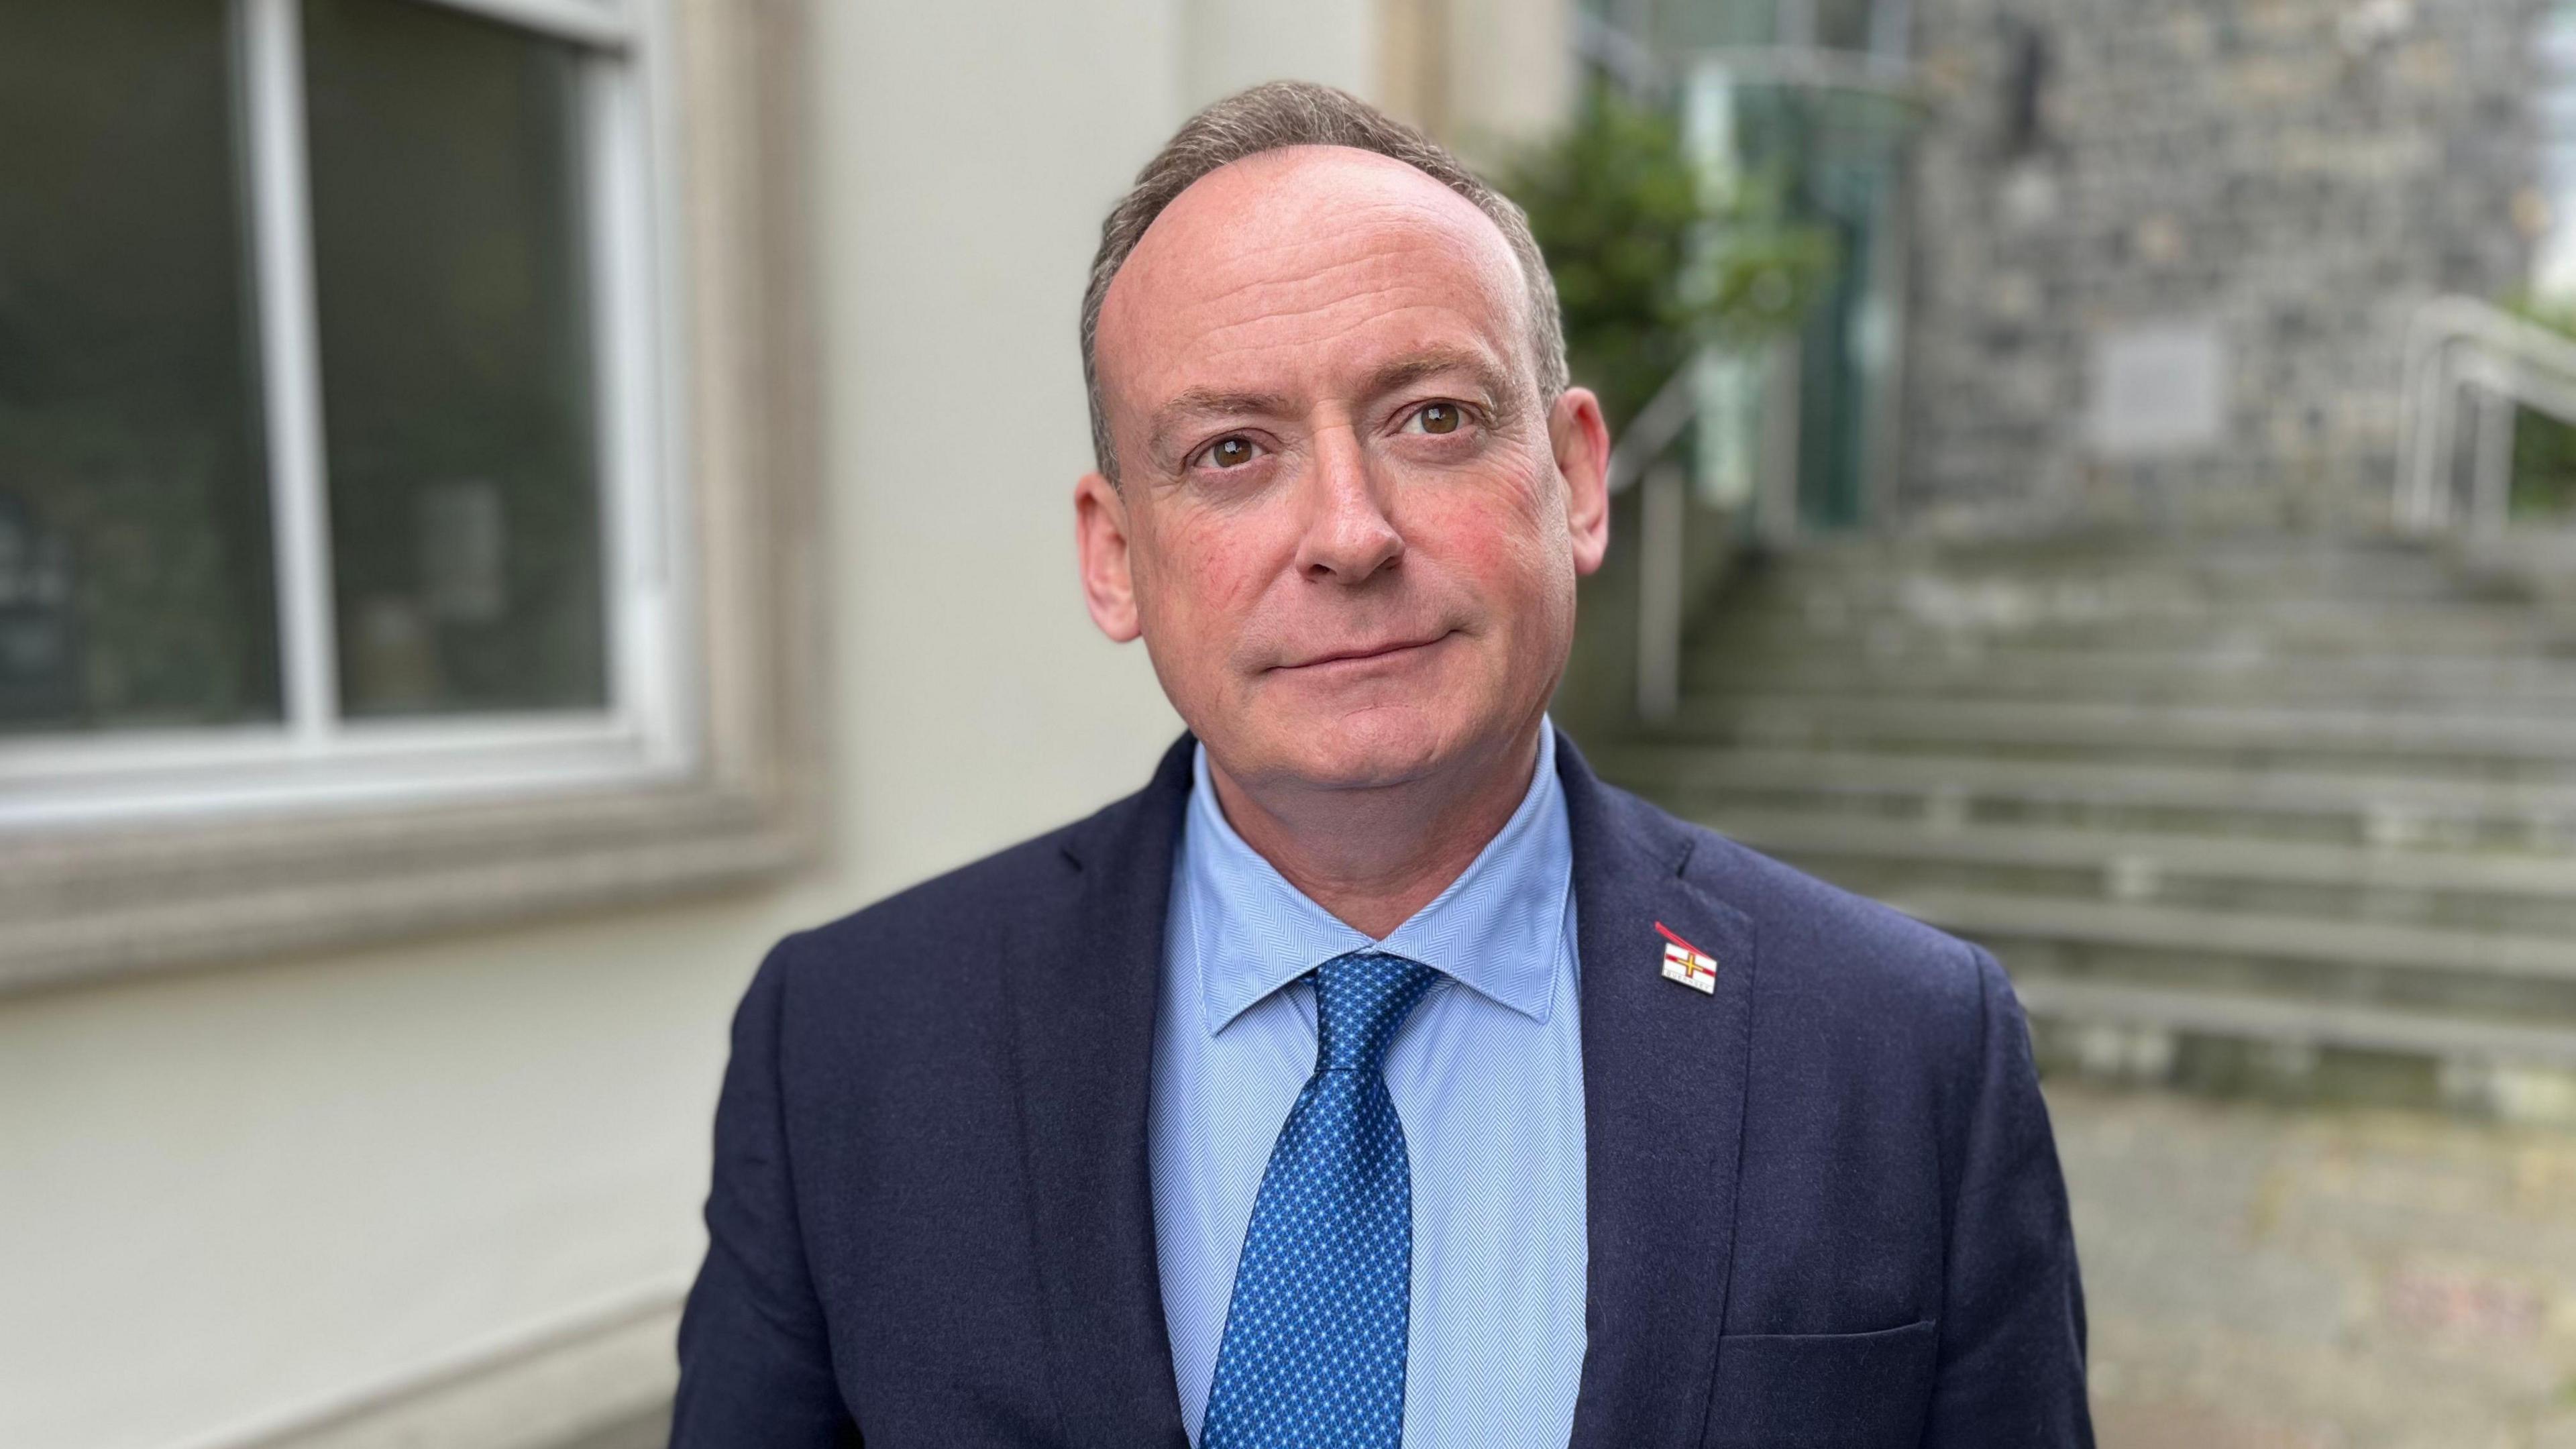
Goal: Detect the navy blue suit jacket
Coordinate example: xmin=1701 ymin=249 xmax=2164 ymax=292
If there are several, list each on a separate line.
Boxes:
xmin=673 ymin=732 xmax=2092 ymax=1448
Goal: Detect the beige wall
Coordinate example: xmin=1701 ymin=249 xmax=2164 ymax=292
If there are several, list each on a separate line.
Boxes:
xmin=0 ymin=0 xmax=1582 ymax=1439
xmin=1183 ymin=0 xmax=1380 ymax=111
xmin=0 ymin=0 xmax=1269 ymax=1443
xmin=1378 ymin=0 xmax=1576 ymax=164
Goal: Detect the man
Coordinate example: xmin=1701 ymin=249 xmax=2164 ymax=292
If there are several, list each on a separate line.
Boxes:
xmin=674 ymin=80 xmax=2091 ymax=1448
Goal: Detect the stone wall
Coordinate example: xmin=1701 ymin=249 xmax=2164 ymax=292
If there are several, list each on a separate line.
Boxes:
xmin=1899 ymin=0 xmax=2546 ymax=533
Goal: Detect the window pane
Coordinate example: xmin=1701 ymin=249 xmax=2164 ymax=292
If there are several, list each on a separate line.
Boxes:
xmin=303 ymin=0 xmax=607 ymax=718
xmin=1814 ymin=0 xmax=1882 ymax=53
xmin=0 ymin=0 xmax=281 ymax=735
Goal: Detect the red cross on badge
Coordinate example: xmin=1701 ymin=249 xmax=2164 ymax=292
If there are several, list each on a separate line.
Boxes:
xmin=1656 ymin=921 xmax=1719 ymax=994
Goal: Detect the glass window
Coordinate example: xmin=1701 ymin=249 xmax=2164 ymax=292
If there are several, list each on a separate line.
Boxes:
xmin=1632 ymin=0 xmax=1909 ymax=56
xmin=1813 ymin=0 xmax=1881 ymax=53
xmin=0 ymin=0 xmax=280 ymax=735
xmin=303 ymin=0 xmax=607 ymax=718
xmin=0 ymin=0 xmax=682 ymax=830
xmin=2530 ymin=7 xmax=2576 ymax=303
xmin=0 ymin=0 xmax=802 ymax=983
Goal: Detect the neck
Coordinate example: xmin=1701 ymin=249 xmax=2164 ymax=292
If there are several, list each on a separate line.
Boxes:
xmin=1206 ymin=717 xmax=1548 ymax=940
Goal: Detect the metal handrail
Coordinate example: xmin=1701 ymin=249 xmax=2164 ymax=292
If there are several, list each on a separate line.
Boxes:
xmin=1607 ymin=368 xmax=1702 ymax=496
xmin=2396 ymin=294 xmax=2576 ymax=538
xmin=1608 ymin=369 xmax=1704 ymax=722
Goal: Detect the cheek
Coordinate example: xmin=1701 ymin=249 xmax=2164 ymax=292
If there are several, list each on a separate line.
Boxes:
xmin=1132 ymin=505 xmax=1291 ymax=648
xmin=1405 ymin=468 xmax=1573 ymax=621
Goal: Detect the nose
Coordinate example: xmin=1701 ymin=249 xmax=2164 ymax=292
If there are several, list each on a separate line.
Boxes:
xmin=1290 ymin=424 xmax=1403 ymax=584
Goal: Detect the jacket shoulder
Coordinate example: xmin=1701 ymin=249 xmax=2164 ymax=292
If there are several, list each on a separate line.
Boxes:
xmin=780 ymin=739 xmax=1193 ymax=977
xmin=817 ymin=824 xmax=1084 ymax=955
xmin=773 ymin=802 xmax=1126 ymax=1003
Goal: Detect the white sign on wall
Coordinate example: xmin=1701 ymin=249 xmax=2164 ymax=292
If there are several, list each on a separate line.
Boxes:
xmin=2086 ymin=319 xmax=2229 ymax=459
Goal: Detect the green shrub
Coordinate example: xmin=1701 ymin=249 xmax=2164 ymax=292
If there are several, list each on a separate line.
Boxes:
xmin=1495 ymin=87 xmax=1837 ymax=431
xmin=2500 ymin=296 xmax=2576 ymax=519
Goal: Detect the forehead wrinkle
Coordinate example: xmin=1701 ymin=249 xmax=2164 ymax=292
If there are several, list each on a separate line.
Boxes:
xmin=1187 ymin=293 xmax=1477 ymax=354
xmin=1170 ymin=271 xmax=1420 ymax=347
xmin=1165 ymin=239 xmax=1526 ymax=370
xmin=1179 ymin=209 xmax=1519 ymax=319
xmin=1205 ymin=257 xmax=1511 ymax=335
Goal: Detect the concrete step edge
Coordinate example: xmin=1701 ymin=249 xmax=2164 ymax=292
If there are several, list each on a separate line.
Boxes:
xmin=1698 ymin=810 xmax=2576 ymax=898
xmin=2008 ymin=977 xmax=2576 ymax=1067
xmin=1593 ymin=745 xmax=2576 ymax=818
xmin=1887 ymin=887 xmax=2576 ymax=981
xmin=1688 ymin=658 xmax=2576 ymax=696
xmin=1687 ymin=682 xmax=2576 ymax=725
xmin=1678 ymin=699 xmax=2576 ymax=761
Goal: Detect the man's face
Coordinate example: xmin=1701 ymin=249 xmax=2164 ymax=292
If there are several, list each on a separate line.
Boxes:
xmin=1076 ymin=146 xmax=1609 ymax=798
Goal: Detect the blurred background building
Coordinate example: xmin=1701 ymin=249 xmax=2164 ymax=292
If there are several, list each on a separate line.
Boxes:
xmin=9 ymin=1 xmax=2576 ymax=1446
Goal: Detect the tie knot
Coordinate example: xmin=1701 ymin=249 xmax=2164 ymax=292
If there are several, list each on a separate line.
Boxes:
xmin=1310 ymin=951 xmax=1442 ymax=1075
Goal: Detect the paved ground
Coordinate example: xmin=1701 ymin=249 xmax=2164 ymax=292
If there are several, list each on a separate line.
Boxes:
xmin=570 ymin=1085 xmax=2576 ymax=1448
xmin=2053 ymin=1081 xmax=2576 ymax=1448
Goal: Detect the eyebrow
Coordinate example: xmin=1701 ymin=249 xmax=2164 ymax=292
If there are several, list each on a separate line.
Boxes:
xmin=1145 ymin=388 xmax=1295 ymax=466
xmin=1142 ymin=345 xmax=1518 ymax=466
xmin=1358 ymin=346 xmax=1515 ymax=413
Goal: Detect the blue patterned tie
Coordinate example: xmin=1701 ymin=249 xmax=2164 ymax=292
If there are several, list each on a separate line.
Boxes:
xmin=1201 ymin=951 xmax=1443 ymax=1449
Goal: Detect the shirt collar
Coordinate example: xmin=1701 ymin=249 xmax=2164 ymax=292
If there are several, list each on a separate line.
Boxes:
xmin=1181 ymin=723 xmax=1572 ymax=1037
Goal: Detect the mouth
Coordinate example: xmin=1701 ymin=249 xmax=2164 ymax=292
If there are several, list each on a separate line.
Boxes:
xmin=1273 ymin=631 xmax=1454 ymax=673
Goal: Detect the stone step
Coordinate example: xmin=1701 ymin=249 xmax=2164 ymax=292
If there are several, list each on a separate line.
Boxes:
xmin=1709 ymin=606 xmax=2576 ymax=657
xmin=2007 ymin=977 xmax=2576 ymax=1118
xmin=1702 ymin=810 xmax=2576 ymax=936
xmin=1637 ymin=531 xmax=2576 ymax=1114
xmin=1597 ymin=744 xmax=2576 ymax=850
xmin=1759 ymin=535 xmax=2471 ymax=594
xmin=1743 ymin=543 xmax=2481 ymax=586
xmin=2012 ymin=976 xmax=2576 ymax=1067
xmin=1886 ymin=886 xmax=2576 ymax=1020
xmin=1729 ymin=581 xmax=2545 ymax=631
xmin=1665 ymin=697 xmax=2576 ymax=782
xmin=1684 ymin=649 xmax=2576 ymax=714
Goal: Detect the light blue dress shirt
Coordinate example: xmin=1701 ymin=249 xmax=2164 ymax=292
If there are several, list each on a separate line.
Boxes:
xmin=1149 ymin=724 xmax=1588 ymax=1449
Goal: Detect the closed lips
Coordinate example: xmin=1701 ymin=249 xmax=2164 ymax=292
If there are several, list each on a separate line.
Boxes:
xmin=1279 ymin=634 xmax=1450 ymax=669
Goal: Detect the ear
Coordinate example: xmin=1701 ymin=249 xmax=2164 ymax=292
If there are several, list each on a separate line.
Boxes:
xmin=1074 ymin=470 xmax=1143 ymax=642
xmin=1548 ymin=386 xmax=1612 ymax=576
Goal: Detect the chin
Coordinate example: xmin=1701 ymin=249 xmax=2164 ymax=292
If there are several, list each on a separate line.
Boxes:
xmin=1258 ymin=704 xmax=1468 ymax=792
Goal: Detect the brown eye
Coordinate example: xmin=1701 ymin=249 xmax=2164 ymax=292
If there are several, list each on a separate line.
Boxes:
xmin=1208 ymin=436 xmax=1258 ymax=468
xmin=1413 ymin=402 xmax=1461 ymax=435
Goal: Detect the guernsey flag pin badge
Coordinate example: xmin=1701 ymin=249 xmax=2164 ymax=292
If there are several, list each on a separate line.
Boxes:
xmin=1656 ymin=922 xmax=1719 ymax=994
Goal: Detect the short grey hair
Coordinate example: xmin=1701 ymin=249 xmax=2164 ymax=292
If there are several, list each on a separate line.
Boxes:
xmin=1079 ymin=80 xmax=1569 ymax=482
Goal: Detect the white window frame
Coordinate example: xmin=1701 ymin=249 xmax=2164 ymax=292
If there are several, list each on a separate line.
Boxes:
xmin=1 ymin=0 xmax=689 ymax=827
xmin=2 ymin=0 xmax=824 ymax=991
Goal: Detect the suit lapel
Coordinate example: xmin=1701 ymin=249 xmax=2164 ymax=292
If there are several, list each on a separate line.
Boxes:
xmin=1559 ymin=733 xmax=1756 ymax=1449
xmin=1003 ymin=729 xmax=1754 ymax=1446
xmin=1008 ymin=735 xmax=1195 ymax=1448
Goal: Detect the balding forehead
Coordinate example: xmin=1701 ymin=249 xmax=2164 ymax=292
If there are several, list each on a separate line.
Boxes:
xmin=1097 ymin=144 xmax=1531 ymax=360
xmin=1142 ymin=144 xmax=1520 ymax=262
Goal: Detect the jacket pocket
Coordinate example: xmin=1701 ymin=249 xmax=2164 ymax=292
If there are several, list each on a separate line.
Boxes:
xmin=1700 ymin=1318 xmax=1939 ymax=1449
